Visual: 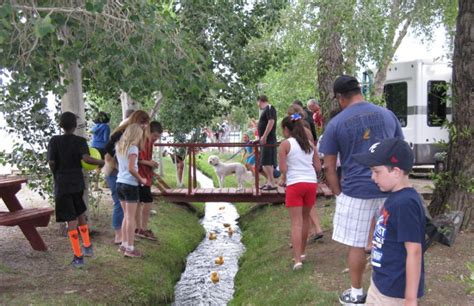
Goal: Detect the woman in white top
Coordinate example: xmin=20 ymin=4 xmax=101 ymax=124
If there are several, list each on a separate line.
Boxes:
xmin=279 ymin=113 xmax=322 ymax=270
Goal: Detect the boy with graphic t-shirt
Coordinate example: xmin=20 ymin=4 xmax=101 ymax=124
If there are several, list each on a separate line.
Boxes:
xmin=353 ymin=138 xmax=425 ymax=306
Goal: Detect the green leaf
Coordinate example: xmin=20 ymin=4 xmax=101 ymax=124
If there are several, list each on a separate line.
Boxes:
xmin=85 ymin=1 xmax=94 ymax=12
xmin=0 ymin=4 xmax=12 ymax=18
xmin=33 ymin=15 xmax=55 ymax=38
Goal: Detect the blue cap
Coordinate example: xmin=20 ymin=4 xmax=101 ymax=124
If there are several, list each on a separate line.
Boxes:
xmin=353 ymin=138 xmax=414 ymax=172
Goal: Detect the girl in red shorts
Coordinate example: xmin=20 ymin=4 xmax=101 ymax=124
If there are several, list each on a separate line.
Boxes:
xmin=278 ymin=114 xmax=322 ymax=270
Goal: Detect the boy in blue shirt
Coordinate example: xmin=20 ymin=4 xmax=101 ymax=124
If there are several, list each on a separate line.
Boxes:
xmin=353 ymin=138 xmax=425 ymax=306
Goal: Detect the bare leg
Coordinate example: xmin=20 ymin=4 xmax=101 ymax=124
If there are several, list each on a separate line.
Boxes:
xmin=141 ymin=203 xmax=152 ymax=230
xmin=301 ymin=206 xmax=311 ymax=255
xmin=120 ymin=201 xmax=127 ymax=245
xmin=135 ymin=204 xmax=143 ymax=230
xmin=308 ymin=206 xmax=323 ymax=236
xmin=366 ymin=218 xmax=375 ymax=252
xmin=287 ymin=206 xmax=304 ymax=264
xmin=125 ymin=202 xmax=138 ymax=248
xmin=263 ymin=165 xmax=274 ymax=186
xmin=348 ymin=247 xmax=367 ymax=289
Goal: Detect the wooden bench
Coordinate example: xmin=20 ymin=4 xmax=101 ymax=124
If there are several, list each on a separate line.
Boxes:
xmin=0 ymin=207 xmax=53 ymax=227
xmin=0 ymin=176 xmax=54 ymax=251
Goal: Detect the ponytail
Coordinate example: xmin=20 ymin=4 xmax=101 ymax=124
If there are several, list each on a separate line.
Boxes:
xmin=281 ymin=115 xmax=312 ymax=153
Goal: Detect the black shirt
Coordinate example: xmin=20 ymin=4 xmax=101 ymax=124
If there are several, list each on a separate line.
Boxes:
xmin=104 ymin=130 xmax=124 ymax=157
xmin=258 ymin=105 xmax=277 ymax=143
xmin=304 ymin=107 xmax=318 ymax=141
xmin=47 ymin=134 xmax=88 ymax=195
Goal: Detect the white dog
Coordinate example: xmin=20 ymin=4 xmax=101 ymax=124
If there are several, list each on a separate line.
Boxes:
xmin=208 ymin=155 xmax=253 ymax=190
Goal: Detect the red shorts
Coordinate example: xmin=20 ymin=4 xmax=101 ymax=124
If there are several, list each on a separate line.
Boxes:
xmin=285 ymin=182 xmax=318 ymax=208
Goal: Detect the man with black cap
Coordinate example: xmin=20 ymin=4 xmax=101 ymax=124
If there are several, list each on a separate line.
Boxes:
xmin=319 ymin=75 xmax=403 ymax=305
xmin=353 ymin=138 xmax=425 ymax=305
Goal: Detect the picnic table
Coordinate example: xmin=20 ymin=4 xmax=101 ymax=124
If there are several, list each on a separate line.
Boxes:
xmin=0 ymin=176 xmax=53 ymax=251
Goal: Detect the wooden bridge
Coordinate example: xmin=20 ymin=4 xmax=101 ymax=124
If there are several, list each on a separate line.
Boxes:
xmin=151 ymin=142 xmax=333 ymax=203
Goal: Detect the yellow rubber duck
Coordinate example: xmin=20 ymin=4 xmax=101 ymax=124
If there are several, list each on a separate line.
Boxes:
xmin=209 ymin=232 xmax=217 ymax=240
xmin=223 ymin=223 xmax=230 ymax=228
xmin=227 ymin=227 xmax=234 ymax=237
xmin=215 ymin=256 xmax=224 ymax=265
xmin=211 ymin=271 xmax=220 ymax=283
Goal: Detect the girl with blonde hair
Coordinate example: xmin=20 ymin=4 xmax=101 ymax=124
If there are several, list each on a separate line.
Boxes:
xmin=104 ymin=110 xmax=150 ymax=245
xmin=115 ymin=123 xmax=147 ymax=258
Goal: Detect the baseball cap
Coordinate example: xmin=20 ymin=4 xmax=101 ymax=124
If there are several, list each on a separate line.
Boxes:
xmin=333 ymin=75 xmax=361 ymax=98
xmin=352 ymin=138 xmax=414 ymax=172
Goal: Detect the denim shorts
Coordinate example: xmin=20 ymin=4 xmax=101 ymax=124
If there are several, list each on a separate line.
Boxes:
xmin=117 ymin=183 xmax=139 ymax=202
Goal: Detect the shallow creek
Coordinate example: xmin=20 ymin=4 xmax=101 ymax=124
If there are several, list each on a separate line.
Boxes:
xmin=173 ymin=170 xmax=245 ymax=305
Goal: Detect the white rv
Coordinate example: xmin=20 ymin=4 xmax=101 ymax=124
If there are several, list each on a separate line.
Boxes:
xmin=383 ymin=59 xmax=451 ymax=167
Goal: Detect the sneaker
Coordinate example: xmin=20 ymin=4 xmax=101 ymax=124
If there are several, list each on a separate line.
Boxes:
xmin=118 ymin=245 xmax=126 ymax=253
xmin=82 ymin=245 xmax=94 ymax=257
xmin=292 ymin=262 xmax=303 ymax=271
xmin=71 ymin=255 xmax=84 ymax=269
xmin=124 ymin=248 xmax=143 ymax=258
xmin=143 ymin=229 xmax=157 ymax=241
xmin=338 ymin=288 xmax=367 ymax=305
xmin=135 ymin=229 xmax=145 ymax=238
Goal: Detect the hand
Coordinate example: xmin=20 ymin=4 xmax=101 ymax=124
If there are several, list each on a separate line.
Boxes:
xmin=140 ymin=177 xmax=147 ymax=185
xmin=260 ymin=136 xmax=267 ymax=145
xmin=150 ymin=160 xmax=159 ymax=168
xmin=278 ymin=178 xmax=286 ymax=187
xmin=404 ymin=299 xmax=417 ymax=306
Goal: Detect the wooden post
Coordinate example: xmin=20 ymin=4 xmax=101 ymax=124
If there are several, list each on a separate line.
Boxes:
xmin=192 ymin=147 xmax=197 ymax=189
xmin=187 ymin=146 xmax=192 ymax=195
xmin=255 ymin=143 xmax=260 ymax=195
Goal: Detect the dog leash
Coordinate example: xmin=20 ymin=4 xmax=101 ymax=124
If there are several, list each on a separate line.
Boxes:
xmin=222 ymin=148 xmax=244 ymax=162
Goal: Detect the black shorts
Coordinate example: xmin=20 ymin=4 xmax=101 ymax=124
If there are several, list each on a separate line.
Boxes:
xmin=261 ymin=145 xmax=277 ymax=166
xmin=55 ymin=191 xmax=87 ymax=222
xmin=138 ymin=185 xmax=153 ymax=203
xmin=117 ymin=183 xmax=139 ymax=202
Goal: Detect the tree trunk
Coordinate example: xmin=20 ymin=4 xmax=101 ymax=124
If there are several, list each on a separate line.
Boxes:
xmin=59 ymin=60 xmax=91 ymax=221
xmin=429 ymin=0 xmax=473 ymax=230
xmin=120 ymin=90 xmax=138 ymax=119
xmin=316 ymin=5 xmax=345 ymax=122
xmin=60 ymin=61 xmax=86 ymax=137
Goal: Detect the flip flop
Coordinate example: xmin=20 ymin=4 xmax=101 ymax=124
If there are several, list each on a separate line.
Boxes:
xmin=259 ymin=184 xmax=269 ymax=190
xmin=308 ymin=233 xmax=324 ymax=243
xmin=261 ymin=185 xmax=277 ymax=191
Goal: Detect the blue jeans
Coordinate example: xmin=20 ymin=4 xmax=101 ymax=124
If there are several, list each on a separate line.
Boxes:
xmin=105 ymin=173 xmax=123 ymax=230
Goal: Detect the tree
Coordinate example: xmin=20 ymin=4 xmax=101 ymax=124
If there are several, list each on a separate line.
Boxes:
xmin=0 ymin=1 xmax=215 ymax=196
xmin=256 ymin=0 xmax=457 ymax=120
xmin=429 ymin=0 xmax=473 ymax=229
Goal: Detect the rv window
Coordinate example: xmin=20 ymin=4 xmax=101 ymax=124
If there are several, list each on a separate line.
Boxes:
xmin=427 ymin=81 xmax=447 ymax=127
xmin=384 ymin=82 xmax=407 ymax=127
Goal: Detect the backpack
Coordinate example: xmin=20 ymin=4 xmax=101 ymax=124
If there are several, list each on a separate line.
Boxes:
xmin=424 ymin=208 xmax=464 ymax=252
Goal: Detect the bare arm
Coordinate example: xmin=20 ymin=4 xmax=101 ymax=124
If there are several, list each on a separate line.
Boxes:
xmin=128 ymin=154 xmax=147 ymax=185
xmin=278 ymin=140 xmax=290 ymax=186
xmin=138 ymin=159 xmax=159 ymax=169
xmin=312 ymin=145 xmax=322 ymax=174
xmin=82 ymin=154 xmax=105 ymax=167
xmin=48 ymin=161 xmax=56 ymax=174
xmin=404 ymin=242 xmax=422 ymax=306
xmin=260 ymin=119 xmax=275 ymax=144
xmin=323 ymin=155 xmax=341 ymax=195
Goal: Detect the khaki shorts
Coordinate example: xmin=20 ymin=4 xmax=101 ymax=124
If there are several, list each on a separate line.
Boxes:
xmin=367 ymin=278 xmax=405 ymax=306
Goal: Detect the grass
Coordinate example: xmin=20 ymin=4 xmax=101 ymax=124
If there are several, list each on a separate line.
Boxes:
xmin=1 ymin=156 xmax=205 ymax=305
xmin=231 ymin=199 xmax=338 ymax=305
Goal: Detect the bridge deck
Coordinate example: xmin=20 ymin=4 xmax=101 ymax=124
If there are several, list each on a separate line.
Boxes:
xmin=152 ymin=184 xmax=333 ymax=203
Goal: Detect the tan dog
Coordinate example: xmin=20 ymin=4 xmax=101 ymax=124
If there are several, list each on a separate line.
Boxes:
xmin=208 ymin=155 xmax=252 ymax=190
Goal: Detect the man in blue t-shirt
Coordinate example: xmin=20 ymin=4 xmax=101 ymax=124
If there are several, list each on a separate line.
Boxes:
xmin=353 ymin=138 xmax=425 ymax=305
xmin=319 ymin=75 xmax=403 ymax=305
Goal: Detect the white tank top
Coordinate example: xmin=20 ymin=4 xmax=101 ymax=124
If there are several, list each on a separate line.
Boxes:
xmin=286 ymin=137 xmax=317 ymax=186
